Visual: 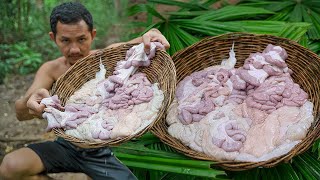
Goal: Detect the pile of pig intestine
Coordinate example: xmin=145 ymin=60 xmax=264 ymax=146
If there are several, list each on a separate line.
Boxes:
xmin=166 ymin=44 xmax=314 ymax=162
xmin=41 ymin=43 xmax=165 ymax=141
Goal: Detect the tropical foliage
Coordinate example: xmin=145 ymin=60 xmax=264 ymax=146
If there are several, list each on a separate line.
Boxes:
xmin=113 ymin=133 xmax=228 ymax=179
xmin=0 ymin=0 xmax=130 ymax=83
xmin=127 ymin=0 xmax=320 ymax=56
xmin=113 ymin=132 xmax=320 ymax=180
xmin=240 ymin=0 xmax=320 ymax=40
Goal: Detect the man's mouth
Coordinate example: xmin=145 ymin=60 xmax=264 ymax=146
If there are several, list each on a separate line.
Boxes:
xmin=69 ymin=55 xmax=82 ymax=60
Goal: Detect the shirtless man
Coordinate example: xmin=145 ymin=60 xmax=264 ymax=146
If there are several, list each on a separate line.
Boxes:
xmin=0 ymin=2 xmax=169 ymax=179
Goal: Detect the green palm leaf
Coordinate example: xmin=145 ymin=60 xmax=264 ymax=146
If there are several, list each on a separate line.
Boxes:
xmin=127 ymin=3 xmax=165 ymax=20
xmin=304 ymin=1 xmax=320 ymax=8
xmin=172 ymin=19 xmax=241 ymax=36
xmin=278 ymin=22 xmax=310 ymax=41
xmin=289 ymin=4 xmax=303 ymax=22
xmin=276 ymin=163 xmax=300 ymax=180
xmin=165 ymin=11 xmax=207 ymax=19
xmin=127 ymin=1 xmax=312 ymax=54
xmin=309 ymin=11 xmax=320 ymax=40
xmin=292 ymin=151 xmax=320 ymax=179
xmin=230 ymin=154 xmax=320 ymax=180
xmin=112 ymin=133 xmax=227 ymax=178
xmin=238 ymin=0 xmax=320 ymax=40
xmin=264 ymin=1 xmax=295 ymax=12
xmin=148 ymin=0 xmax=209 ymax=10
xmin=167 ymin=24 xmax=199 ymax=45
xmin=162 ymin=23 xmax=187 ymax=55
xmin=240 ymin=1 xmax=295 ymax=12
xmin=299 ymin=34 xmax=309 ymax=47
xmin=308 ymin=40 xmax=320 ymax=54
xmin=194 ymin=6 xmax=274 ymax=21
xmin=312 ymin=138 xmax=320 ymax=158
xmin=267 ymin=7 xmax=293 ymax=21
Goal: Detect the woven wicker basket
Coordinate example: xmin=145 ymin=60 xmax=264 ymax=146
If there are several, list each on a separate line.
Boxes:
xmin=50 ymin=43 xmax=176 ymax=148
xmin=151 ymin=32 xmax=320 ymax=171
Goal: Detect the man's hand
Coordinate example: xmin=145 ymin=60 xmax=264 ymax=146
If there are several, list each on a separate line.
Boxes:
xmin=142 ymin=28 xmax=170 ymax=53
xmin=106 ymin=28 xmax=170 ymax=51
xmin=26 ymin=88 xmax=50 ymax=118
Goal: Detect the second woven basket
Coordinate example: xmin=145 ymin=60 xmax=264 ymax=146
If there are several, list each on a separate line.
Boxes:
xmin=151 ymin=32 xmax=320 ymax=171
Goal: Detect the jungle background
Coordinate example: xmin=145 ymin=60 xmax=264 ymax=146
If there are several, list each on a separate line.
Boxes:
xmin=1 ymin=0 xmax=320 ymax=179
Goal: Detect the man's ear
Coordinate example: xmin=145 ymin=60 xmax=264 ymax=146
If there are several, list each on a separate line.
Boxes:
xmin=91 ymin=29 xmax=97 ymax=39
xmin=49 ymin=32 xmax=55 ymax=42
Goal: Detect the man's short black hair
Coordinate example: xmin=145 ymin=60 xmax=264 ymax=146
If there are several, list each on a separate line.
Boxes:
xmin=50 ymin=2 xmax=93 ymax=37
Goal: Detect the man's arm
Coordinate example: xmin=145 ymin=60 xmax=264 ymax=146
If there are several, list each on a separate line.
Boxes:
xmin=15 ymin=62 xmax=55 ymax=121
xmin=106 ymin=28 xmax=170 ymax=52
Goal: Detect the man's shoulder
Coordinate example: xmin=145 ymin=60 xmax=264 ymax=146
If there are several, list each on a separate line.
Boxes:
xmin=40 ymin=57 xmax=66 ymax=69
xmin=45 ymin=56 xmax=65 ymax=65
xmin=37 ymin=56 xmax=69 ymax=80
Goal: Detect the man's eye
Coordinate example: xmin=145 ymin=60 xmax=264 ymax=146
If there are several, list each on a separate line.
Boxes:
xmin=79 ymin=38 xmax=86 ymax=43
xmin=62 ymin=39 xmax=69 ymax=43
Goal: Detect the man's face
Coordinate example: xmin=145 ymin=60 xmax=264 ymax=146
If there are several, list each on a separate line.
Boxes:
xmin=50 ymin=20 xmax=96 ymax=65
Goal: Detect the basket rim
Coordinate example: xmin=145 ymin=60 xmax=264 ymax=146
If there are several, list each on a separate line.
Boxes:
xmin=172 ymin=32 xmax=320 ymax=63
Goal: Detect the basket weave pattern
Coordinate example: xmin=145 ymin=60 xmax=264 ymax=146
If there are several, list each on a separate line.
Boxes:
xmin=151 ymin=33 xmax=320 ymax=170
xmin=51 ymin=44 xmax=176 ymax=148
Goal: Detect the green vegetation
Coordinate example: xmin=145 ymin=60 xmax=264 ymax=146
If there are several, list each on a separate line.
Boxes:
xmin=0 ymin=0 xmax=130 ymax=83
xmin=128 ymin=0 xmax=320 ymax=55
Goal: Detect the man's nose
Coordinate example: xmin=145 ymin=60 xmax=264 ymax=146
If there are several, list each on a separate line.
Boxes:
xmin=70 ymin=43 xmax=80 ymax=54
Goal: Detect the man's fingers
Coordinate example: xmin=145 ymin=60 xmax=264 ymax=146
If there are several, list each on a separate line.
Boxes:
xmin=39 ymin=89 xmax=51 ymax=98
xmin=162 ymin=35 xmax=170 ymax=49
xmin=143 ymin=28 xmax=171 ymax=53
xmin=143 ymin=34 xmax=151 ymax=54
xmin=28 ymin=109 xmax=42 ymax=118
xmin=160 ymin=38 xmax=170 ymax=50
xmin=27 ymin=100 xmax=46 ymax=115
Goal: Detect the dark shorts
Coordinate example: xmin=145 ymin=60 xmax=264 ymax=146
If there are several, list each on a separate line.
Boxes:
xmin=27 ymin=137 xmax=137 ymax=180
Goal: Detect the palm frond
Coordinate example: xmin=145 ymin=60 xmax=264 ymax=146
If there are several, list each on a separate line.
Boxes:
xmin=278 ymin=22 xmax=310 ymax=41
xmin=140 ymin=19 xmax=310 ymax=55
xmin=112 ymin=133 xmax=227 ymax=178
xmin=148 ymin=0 xmax=209 ymax=10
xmin=202 ymin=0 xmax=220 ymax=7
xmin=292 ymin=151 xmax=320 ymax=179
xmin=238 ymin=0 xmax=320 ymax=40
xmin=267 ymin=7 xmax=292 ymax=21
xmin=304 ymin=1 xmax=320 ymax=8
xmin=162 ymin=23 xmax=187 ymax=55
xmin=165 ymin=11 xmax=207 ymax=19
xmin=308 ymin=40 xmax=320 ymax=53
xmin=139 ymin=22 xmax=163 ymax=36
xmin=167 ymin=24 xmax=199 ymax=46
xmin=309 ymin=10 xmax=320 ymax=40
xmin=172 ymin=19 xmax=241 ymax=36
xmin=127 ymin=3 xmax=165 ymax=21
xmin=194 ymin=6 xmax=274 ymax=21
xmin=240 ymin=1 xmax=295 ymax=12
xmin=299 ymin=34 xmax=309 ymax=47
xmin=312 ymin=138 xmax=320 ymax=158
xmin=289 ymin=4 xmax=303 ymax=22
